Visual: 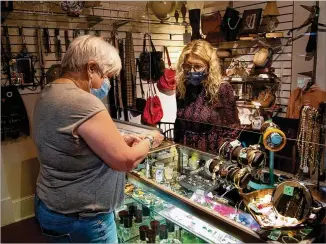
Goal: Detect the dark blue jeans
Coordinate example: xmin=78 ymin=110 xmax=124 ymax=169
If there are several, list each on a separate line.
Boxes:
xmin=34 ymin=195 xmax=118 ymax=243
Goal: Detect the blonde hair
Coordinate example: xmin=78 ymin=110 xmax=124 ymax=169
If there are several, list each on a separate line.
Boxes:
xmin=176 ymin=40 xmax=223 ymax=103
xmin=61 ymin=35 xmax=121 ymax=76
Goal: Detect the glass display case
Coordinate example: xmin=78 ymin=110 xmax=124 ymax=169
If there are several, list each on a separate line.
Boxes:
xmin=114 ymin=120 xmax=325 ymax=243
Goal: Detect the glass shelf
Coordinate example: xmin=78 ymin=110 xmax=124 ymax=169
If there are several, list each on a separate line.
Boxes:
xmin=126 ymin=178 xmax=243 ymax=244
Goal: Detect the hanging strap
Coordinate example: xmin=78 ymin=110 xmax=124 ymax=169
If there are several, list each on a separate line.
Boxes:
xmin=143 ymin=33 xmax=156 ymax=52
xmin=64 ymin=30 xmax=70 ymax=50
xmin=164 ymin=46 xmax=172 ymax=68
xmin=136 ymin=58 xmax=145 ymax=98
xmin=73 ymin=29 xmax=80 ymax=39
xmin=18 ymin=26 xmax=28 ymax=53
xmin=37 ymin=28 xmax=45 ymax=88
xmin=54 ymin=28 xmax=62 ymax=61
xmin=43 ymin=27 xmax=50 ymax=53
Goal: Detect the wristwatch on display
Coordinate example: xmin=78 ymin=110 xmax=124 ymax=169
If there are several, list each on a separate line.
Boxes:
xmin=144 ymin=135 xmax=154 ymax=149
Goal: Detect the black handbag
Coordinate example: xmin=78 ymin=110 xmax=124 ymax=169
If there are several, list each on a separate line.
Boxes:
xmin=135 ymin=59 xmax=146 ymax=112
xmin=139 ymin=33 xmax=164 ymax=82
xmin=1 ymin=86 xmax=30 ymax=140
xmin=222 ymin=7 xmax=242 ymax=41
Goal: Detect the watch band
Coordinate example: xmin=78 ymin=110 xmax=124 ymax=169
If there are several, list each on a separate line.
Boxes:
xmin=144 ymin=135 xmax=154 ymax=149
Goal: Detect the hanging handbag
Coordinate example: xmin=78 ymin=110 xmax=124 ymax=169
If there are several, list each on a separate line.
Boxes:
xmin=1 ymin=86 xmax=30 ymax=140
xmin=157 ymin=46 xmax=176 ymax=94
xmin=135 ymin=59 xmax=147 ymax=112
xmin=201 ymin=11 xmax=221 ymax=35
xmin=201 ymin=10 xmax=224 ymax=43
xmin=139 ymin=33 xmax=164 ymax=82
xmin=222 ymin=7 xmax=242 ymax=41
xmin=142 ymin=82 xmax=164 ymax=125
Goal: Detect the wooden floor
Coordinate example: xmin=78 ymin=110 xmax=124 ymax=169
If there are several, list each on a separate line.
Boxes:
xmin=1 ymin=217 xmax=47 ymax=243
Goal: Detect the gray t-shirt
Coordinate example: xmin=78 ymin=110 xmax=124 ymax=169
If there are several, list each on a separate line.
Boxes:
xmin=33 ymin=83 xmax=125 ymax=214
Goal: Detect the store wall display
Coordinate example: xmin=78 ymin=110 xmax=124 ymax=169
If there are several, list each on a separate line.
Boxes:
xmin=286 ymin=84 xmax=326 ymax=119
xmin=139 ymin=33 xmax=164 ymax=82
xmin=141 ymin=82 xmax=164 ymax=125
xmin=239 ymin=9 xmax=262 ymax=35
xmin=1 ymin=86 xmax=30 ymax=141
xmin=60 ymin=1 xmax=85 ymax=17
xmin=149 ymin=1 xmax=177 ymax=23
xmin=157 ymin=46 xmax=176 ymax=94
xmin=297 ymin=106 xmax=324 ymax=177
xmin=221 ymin=7 xmax=242 ymax=41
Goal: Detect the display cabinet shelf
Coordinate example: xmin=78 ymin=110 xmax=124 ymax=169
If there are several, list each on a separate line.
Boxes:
xmin=127 ymin=170 xmax=261 ymax=243
xmin=126 ymin=176 xmax=243 ymax=244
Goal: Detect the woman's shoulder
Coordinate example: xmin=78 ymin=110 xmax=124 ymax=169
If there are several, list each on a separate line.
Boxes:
xmin=218 ymin=81 xmax=233 ymax=92
xmin=41 ymin=83 xmax=105 ymax=111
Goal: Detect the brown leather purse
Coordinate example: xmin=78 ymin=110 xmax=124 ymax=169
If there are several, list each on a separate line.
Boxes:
xmin=201 ymin=11 xmax=221 ymax=35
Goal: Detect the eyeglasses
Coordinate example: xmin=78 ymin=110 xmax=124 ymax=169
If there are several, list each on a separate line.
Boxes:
xmin=183 ymin=63 xmax=207 ymax=72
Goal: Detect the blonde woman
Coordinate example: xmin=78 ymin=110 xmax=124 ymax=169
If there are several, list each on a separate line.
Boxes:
xmin=33 ymin=35 xmax=163 ymax=243
xmin=174 ymin=40 xmax=240 ymax=154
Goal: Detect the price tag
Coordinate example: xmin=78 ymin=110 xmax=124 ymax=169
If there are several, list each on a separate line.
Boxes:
xmin=303 ymin=166 xmax=309 ymax=173
xmin=284 ymin=185 xmax=294 ymax=196
xmin=230 ymin=140 xmax=241 ymax=148
xmin=195 ymin=189 xmax=205 ymax=196
xmin=248 ymin=203 xmax=260 ymax=214
xmin=297 ymin=77 xmax=305 ymax=88
xmin=239 ymin=151 xmax=247 ymax=159
xmin=268 ymin=230 xmax=281 ymax=241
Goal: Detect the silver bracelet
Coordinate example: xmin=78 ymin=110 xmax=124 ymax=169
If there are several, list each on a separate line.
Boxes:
xmin=144 ymin=135 xmax=154 ymax=149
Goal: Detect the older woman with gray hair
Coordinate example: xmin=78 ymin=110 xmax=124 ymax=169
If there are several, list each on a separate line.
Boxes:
xmin=33 ymin=35 xmax=163 ymax=243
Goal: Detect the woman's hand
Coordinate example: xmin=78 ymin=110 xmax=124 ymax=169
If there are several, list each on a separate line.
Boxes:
xmin=148 ymin=130 xmax=164 ymax=149
xmin=123 ymin=134 xmax=143 ymax=147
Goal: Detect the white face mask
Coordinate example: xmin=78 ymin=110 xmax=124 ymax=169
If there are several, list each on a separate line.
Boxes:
xmin=91 ymin=78 xmax=111 ymax=100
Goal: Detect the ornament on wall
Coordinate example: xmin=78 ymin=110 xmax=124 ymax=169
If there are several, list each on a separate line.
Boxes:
xmin=181 ymin=3 xmax=187 ymax=25
xmin=60 ymin=1 xmax=85 ymax=17
xmin=174 ymin=10 xmax=179 ymax=23
xmin=149 ymin=1 xmax=177 ymax=23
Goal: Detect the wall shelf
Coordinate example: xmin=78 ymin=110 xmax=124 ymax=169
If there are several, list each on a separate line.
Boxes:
xmin=224 ymin=77 xmax=279 ymax=84
xmin=211 ymin=35 xmax=291 ymax=49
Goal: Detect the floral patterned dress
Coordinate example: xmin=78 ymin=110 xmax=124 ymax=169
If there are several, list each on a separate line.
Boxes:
xmin=175 ymin=82 xmax=240 ymax=155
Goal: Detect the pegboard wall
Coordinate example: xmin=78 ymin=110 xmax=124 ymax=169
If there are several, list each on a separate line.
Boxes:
xmin=1 ymin=1 xmax=294 ymax=122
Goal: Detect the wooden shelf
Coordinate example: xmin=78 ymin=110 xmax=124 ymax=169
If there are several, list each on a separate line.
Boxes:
xmin=224 ymin=76 xmax=279 ymax=84
xmin=211 ymin=36 xmax=291 ymax=49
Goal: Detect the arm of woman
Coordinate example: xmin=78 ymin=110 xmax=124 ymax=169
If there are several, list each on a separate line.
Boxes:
xmin=77 ymin=110 xmax=158 ymax=172
xmin=215 ymin=82 xmax=241 ymax=149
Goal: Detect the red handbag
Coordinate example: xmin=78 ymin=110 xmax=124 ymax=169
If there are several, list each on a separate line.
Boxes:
xmin=157 ymin=46 xmax=176 ymax=93
xmin=142 ymin=82 xmax=164 ymax=125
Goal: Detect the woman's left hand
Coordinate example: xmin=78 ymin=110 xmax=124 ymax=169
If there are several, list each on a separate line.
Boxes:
xmin=123 ymin=134 xmax=143 ymax=147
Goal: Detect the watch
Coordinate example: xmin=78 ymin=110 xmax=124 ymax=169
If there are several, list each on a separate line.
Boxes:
xmin=144 ymin=135 xmax=154 ymax=149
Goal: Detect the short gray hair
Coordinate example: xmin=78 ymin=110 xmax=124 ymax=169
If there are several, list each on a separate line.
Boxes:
xmin=61 ymin=35 xmax=121 ymax=76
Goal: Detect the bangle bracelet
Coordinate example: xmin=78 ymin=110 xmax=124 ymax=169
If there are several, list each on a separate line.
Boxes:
xmin=281 ymin=236 xmax=299 ymax=243
xmin=219 ymin=141 xmax=229 ymax=159
xmin=144 ymin=135 xmax=154 ymax=149
xmin=238 ymin=148 xmax=248 ymax=166
xmin=224 ymin=142 xmax=232 ymax=160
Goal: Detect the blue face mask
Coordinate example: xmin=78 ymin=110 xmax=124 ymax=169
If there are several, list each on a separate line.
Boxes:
xmin=186 ymin=71 xmax=207 ymax=86
xmin=91 ymin=78 xmax=110 ymax=99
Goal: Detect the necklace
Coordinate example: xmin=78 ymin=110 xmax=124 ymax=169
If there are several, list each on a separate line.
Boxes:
xmin=227 ymin=18 xmax=241 ymax=30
